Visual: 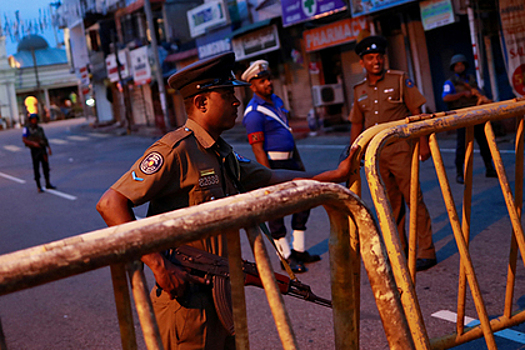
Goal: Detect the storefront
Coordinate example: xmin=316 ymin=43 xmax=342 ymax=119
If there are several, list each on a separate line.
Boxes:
xmin=303 ymin=16 xmax=369 ymax=124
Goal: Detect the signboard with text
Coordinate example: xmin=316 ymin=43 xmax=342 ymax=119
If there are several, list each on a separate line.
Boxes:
xmin=420 ymin=0 xmax=455 ymax=31
xmin=106 ymin=50 xmax=130 ymax=83
xmin=196 ymin=27 xmax=232 ymax=59
xmin=187 ymin=0 xmax=228 ymax=38
xmin=499 ymin=0 xmax=525 ymax=96
xmin=130 ymin=46 xmax=152 ymax=86
xmin=303 ymin=16 xmax=367 ymax=52
xmin=350 ymin=0 xmax=415 ymax=17
xmin=232 ymin=24 xmax=280 ymax=61
xmin=281 ymin=0 xmax=347 ymax=27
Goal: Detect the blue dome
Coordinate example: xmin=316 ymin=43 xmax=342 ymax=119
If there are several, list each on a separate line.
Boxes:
xmin=17 ymin=35 xmax=49 ymax=52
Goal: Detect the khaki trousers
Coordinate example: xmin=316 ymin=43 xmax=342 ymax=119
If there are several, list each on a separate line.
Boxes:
xmin=151 ymin=286 xmax=235 ymax=350
xmin=379 ymin=141 xmax=436 ymax=260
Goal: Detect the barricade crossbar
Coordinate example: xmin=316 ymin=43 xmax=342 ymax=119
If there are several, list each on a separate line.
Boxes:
xmin=0 ymin=180 xmax=414 ymax=350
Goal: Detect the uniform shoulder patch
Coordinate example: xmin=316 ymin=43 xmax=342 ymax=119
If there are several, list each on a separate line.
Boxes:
xmin=234 ymin=151 xmax=251 ymax=163
xmin=140 ymin=151 xmax=164 ymax=175
xmin=405 ymin=78 xmax=415 ymax=88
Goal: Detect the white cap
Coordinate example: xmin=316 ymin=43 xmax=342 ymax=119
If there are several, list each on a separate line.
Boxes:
xmin=241 ymin=60 xmax=270 ymax=82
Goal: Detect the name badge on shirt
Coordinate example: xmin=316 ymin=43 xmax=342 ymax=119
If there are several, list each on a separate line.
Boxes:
xmin=199 ymin=169 xmax=220 ymax=187
xmin=358 ymin=94 xmax=368 ymax=102
xmin=384 ymin=88 xmax=394 ymax=93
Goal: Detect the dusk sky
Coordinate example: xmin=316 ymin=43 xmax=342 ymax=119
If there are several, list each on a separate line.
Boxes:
xmin=2 ymin=0 xmax=63 ymax=56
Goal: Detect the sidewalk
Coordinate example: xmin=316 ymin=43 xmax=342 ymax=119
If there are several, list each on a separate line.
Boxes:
xmin=76 ymin=116 xmax=517 ymax=152
xmin=77 ymin=116 xmax=352 ymax=142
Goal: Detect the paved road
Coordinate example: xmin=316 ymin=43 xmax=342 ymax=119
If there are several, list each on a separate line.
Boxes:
xmin=0 ymin=118 xmax=524 ymax=349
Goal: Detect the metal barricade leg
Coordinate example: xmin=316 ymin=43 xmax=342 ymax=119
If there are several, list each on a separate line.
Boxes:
xmin=226 ymin=232 xmax=250 ymax=350
xmin=245 ymin=226 xmax=298 ymax=350
xmin=504 ymin=116 xmax=524 ymax=318
xmin=485 ymin=120 xmax=525 ymax=268
xmin=126 ymin=261 xmax=164 ymax=350
xmin=457 ymin=125 xmax=475 ymax=335
xmin=409 ymin=140 xmax=420 ymax=282
xmin=429 ymin=134 xmax=497 ymax=349
xmin=325 ymin=207 xmax=358 ymax=349
xmin=110 ymin=264 xmax=138 ymax=350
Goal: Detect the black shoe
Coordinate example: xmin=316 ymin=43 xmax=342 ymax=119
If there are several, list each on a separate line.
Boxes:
xmin=46 ymin=184 xmax=56 ymax=189
xmin=37 ymin=187 xmax=44 ymax=193
xmin=456 ymin=174 xmax=464 ymax=184
xmin=416 ymin=258 xmax=437 ymax=271
xmin=280 ymin=256 xmax=307 ymax=273
xmin=486 ymin=168 xmax=497 ymax=178
xmin=292 ymin=249 xmax=321 ymax=263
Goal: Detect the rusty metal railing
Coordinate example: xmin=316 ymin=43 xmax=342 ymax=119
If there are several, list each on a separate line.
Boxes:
xmin=0 ymin=180 xmax=414 ymax=350
xmin=355 ymin=97 xmax=525 ymax=349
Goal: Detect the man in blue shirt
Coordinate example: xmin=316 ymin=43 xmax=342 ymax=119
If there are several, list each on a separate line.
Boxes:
xmin=241 ymin=60 xmax=320 ymax=273
xmin=442 ymin=54 xmax=496 ymax=184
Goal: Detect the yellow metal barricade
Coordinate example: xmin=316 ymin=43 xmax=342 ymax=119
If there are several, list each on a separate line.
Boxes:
xmin=0 ymin=180 xmax=413 ymax=350
xmin=357 ymin=97 xmax=525 ymax=349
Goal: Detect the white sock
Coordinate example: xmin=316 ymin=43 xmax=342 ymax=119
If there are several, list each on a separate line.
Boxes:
xmin=275 ymin=237 xmax=291 ymax=259
xmin=292 ymin=230 xmax=306 ymax=252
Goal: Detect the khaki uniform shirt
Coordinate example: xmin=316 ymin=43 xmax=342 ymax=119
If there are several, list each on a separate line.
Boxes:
xmin=349 ymin=70 xmax=426 ymax=129
xmin=112 ymin=118 xmax=273 ymax=256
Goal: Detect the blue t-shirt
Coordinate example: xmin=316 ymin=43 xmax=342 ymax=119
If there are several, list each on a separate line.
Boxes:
xmin=242 ymin=94 xmax=295 ymax=152
xmin=442 ymin=74 xmax=476 ymax=99
xmin=442 ymin=79 xmax=457 ymax=99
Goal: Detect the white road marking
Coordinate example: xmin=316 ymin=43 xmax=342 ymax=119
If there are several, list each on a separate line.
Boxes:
xmin=0 ymin=172 xmax=26 ymax=184
xmin=67 ymin=135 xmax=90 ymax=141
xmin=87 ymin=133 xmax=110 ymax=138
xmin=432 ymin=310 xmax=525 ymax=344
xmin=3 ymin=145 xmax=22 ymax=152
xmin=42 ymin=188 xmax=77 ymax=201
xmin=49 ymin=138 xmax=69 ymax=145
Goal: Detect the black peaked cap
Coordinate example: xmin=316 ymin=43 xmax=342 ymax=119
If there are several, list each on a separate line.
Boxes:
xmin=168 ymin=52 xmax=249 ymax=99
xmin=355 ymin=35 xmax=387 ymax=57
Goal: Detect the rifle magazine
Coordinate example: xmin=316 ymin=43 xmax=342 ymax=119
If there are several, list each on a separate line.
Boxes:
xmin=212 ymin=275 xmax=235 ymax=336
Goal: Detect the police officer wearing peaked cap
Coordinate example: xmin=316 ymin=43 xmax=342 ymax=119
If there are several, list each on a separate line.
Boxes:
xmin=97 ymin=51 xmax=355 ymax=350
xmin=354 ymin=35 xmax=388 ymax=56
xmin=348 ymin=34 xmax=438 ymax=272
xmin=168 ymin=52 xmax=250 ymax=99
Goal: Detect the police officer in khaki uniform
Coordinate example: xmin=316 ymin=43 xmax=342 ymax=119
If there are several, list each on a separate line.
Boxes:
xmin=348 ymin=35 xmax=437 ymax=271
xmin=97 ymin=52 xmax=353 ymax=350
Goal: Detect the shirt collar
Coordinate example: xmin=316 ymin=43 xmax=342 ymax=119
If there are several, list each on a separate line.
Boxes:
xmin=365 ymin=70 xmax=386 ymax=86
xmin=184 ymin=118 xmax=232 ymax=155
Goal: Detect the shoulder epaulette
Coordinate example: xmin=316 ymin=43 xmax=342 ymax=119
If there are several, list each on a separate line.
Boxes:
xmin=159 ymin=127 xmax=193 ymax=148
xmin=386 ymin=69 xmax=405 ymax=76
xmin=353 ymin=79 xmax=367 ymax=88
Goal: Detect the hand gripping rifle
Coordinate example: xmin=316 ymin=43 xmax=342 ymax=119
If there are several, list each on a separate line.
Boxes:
xmin=166 ymin=245 xmax=332 ymax=335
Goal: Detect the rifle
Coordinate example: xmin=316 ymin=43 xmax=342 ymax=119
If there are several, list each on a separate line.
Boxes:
xmin=164 ymin=245 xmax=332 ymax=334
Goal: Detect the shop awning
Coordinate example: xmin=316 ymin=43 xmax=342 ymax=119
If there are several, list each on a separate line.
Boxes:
xmin=229 ymin=18 xmax=273 ymax=39
xmin=124 ymin=0 xmax=165 ymax=14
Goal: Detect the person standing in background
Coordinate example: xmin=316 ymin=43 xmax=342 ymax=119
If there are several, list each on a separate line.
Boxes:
xmin=22 ymin=114 xmax=56 ymax=192
xmin=442 ymin=54 xmax=496 ymax=184
xmin=348 ymin=35 xmax=437 ymax=271
xmin=241 ymin=60 xmax=321 ymax=274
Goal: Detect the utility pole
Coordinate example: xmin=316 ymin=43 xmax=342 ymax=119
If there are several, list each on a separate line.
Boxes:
xmin=143 ymin=0 xmax=171 ymax=131
xmin=30 ymin=47 xmax=46 ymax=122
xmin=111 ymin=31 xmax=133 ymax=134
